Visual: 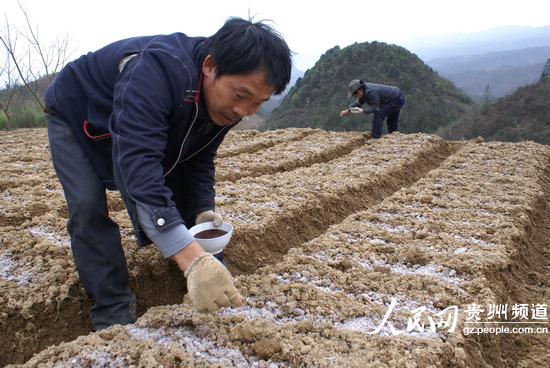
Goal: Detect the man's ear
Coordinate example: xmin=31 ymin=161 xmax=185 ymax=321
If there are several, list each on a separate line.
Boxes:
xmin=202 ymin=55 xmax=217 ymax=78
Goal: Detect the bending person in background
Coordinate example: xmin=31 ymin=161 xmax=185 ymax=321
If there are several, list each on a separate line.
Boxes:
xmin=340 ymin=79 xmax=405 ymax=138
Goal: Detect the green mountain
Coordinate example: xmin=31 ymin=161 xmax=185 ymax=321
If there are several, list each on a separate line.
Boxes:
xmin=267 ymin=41 xmax=474 ymax=134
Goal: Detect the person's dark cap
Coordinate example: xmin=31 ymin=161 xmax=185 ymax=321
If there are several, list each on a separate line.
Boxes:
xmin=348 ymin=79 xmax=363 ymax=98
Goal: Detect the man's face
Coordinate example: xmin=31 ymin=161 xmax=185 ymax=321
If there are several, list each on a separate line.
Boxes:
xmin=353 ymin=88 xmax=364 ymax=98
xmin=201 ymin=55 xmax=275 ymax=126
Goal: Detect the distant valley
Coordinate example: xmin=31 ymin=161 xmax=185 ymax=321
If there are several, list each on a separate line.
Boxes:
xmin=399 ymin=25 xmax=550 ymax=99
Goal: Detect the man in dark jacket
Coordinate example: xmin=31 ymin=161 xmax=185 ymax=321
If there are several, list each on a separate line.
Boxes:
xmin=340 ymin=79 xmax=405 ymax=138
xmin=44 ymin=17 xmax=291 ymax=330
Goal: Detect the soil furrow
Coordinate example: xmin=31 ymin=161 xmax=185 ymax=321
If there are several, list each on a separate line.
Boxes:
xmin=216 ymin=128 xmax=316 ymax=158
xmin=15 ymin=138 xmax=550 ymax=367
xmin=220 ymin=133 xmax=457 ymax=274
xmin=215 ymin=130 xmax=366 ymax=182
xmin=2 ymin=129 xmax=549 ymax=367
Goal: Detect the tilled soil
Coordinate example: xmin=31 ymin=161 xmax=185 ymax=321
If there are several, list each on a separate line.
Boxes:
xmin=1 ymin=128 xmax=549 ymax=367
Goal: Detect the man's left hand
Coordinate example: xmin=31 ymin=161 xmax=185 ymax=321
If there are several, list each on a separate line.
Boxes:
xmin=196 ymin=210 xmax=223 ymax=227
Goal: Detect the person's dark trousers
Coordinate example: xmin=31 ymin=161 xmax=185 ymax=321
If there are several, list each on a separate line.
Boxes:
xmin=371 ymin=93 xmax=406 ymax=138
xmin=47 ymin=113 xmax=137 ymax=331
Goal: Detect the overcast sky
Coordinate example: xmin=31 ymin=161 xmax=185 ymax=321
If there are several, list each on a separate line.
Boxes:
xmin=3 ymin=0 xmax=550 ymax=71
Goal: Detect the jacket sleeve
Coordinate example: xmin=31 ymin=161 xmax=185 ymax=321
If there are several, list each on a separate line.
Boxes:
xmin=349 ymin=97 xmax=377 ymax=114
xmin=110 ymin=50 xmax=186 ymax=239
xmin=349 ymin=97 xmax=365 ymax=109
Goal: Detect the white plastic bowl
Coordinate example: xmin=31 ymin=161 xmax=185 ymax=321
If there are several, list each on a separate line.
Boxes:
xmin=188 ymin=221 xmax=233 ymax=254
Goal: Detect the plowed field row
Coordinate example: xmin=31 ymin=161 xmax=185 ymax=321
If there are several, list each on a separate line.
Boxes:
xmin=1 ymin=128 xmax=549 ymax=367
xmin=217 ymin=128 xmax=316 ymax=159
xmin=218 ymin=133 xmax=454 ymax=274
xmin=215 ymin=129 xmax=366 ymax=182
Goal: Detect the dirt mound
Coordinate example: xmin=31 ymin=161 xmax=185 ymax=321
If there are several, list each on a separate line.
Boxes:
xmin=1 ymin=129 xmax=549 ymax=367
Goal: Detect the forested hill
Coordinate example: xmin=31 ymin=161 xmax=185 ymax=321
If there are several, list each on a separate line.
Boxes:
xmin=267 ymin=41 xmax=474 ymax=134
xmin=438 ymin=78 xmax=550 ymax=145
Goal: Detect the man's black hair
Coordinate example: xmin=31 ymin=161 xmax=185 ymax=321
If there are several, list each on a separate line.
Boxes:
xmin=203 ymin=17 xmax=292 ymax=95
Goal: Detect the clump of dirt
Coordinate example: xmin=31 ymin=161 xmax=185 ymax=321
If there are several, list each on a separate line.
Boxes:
xmin=1 ymin=128 xmax=549 ymax=367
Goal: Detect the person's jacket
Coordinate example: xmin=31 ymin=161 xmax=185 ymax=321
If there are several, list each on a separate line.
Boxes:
xmin=350 ymin=83 xmax=401 ymax=114
xmin=44 ymin=33 xmax=237 ymax=246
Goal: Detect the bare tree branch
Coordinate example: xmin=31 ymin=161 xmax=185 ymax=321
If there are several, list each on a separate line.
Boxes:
xmin=1 ymin=15 xmax=22 ymax=130
xmin=1 ymin=1 xmax=72 ymax=112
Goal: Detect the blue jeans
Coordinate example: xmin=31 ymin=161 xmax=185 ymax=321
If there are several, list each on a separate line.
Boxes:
xmin=47 ymin=113 xmax=136 ymax=331
xmin=371 ymin=93 xmax=405 ymax=138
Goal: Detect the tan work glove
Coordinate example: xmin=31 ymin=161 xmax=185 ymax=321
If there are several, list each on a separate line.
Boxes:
xmin=184 ymin=252 xmax=242 ymax=313
xmin=196 ymin=210 xmax=223 ymax=227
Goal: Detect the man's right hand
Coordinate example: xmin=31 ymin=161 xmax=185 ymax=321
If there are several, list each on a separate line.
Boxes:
xmin=183 ymin=252 xmax=243 ymax=313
